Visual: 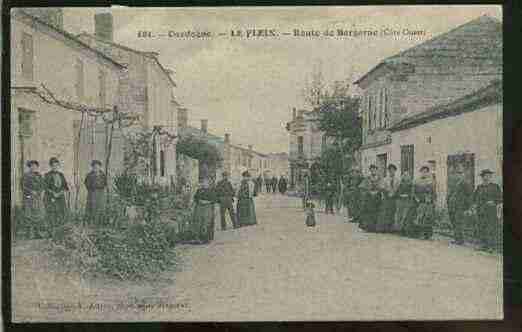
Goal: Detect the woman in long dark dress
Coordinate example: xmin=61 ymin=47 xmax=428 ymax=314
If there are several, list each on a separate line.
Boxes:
xmin=392 ymin=171 xmax=415 ymax=234
xmin=345 ymin=170 xmax=363 ymax=223
xmin=473 ymin=169 xmax=502 ymax=251
xmin=44 ymin=157 xmax=70 ymax=229
xmin=237 ymin=171 xmax=258 ymax=226
xmin=192 ymin=179 xmax=217 ymax=243
xmin=376 ymin=164 xmax=399 ymax=233
xmin=22 ymin=160 xmax=44 ymax=237
xmin=359 ymin=164 xmax=382 ymax=232
xmin=84 ymin=160 xmax=107 ymax=226
xmin=408 ymin=166 xmax=436 ymax=239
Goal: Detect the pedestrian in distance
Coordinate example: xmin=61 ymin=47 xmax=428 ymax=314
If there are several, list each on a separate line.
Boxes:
xmin=255 ymin=174 xmax=264 ymax=196
xmin=215 ymin=171 xmax=238 ymax=230
xmin=376 ymin=164 xmax=399 ymax=233
xmin=471 ymin=169 xmax=502 ymax=252
xmin=271 ymin=176 xmax=278 ymax=193
xmin=237 ymin=171 xmax=258 ymax=227
xmin=22 ymin=160 xmax=44 ymax=238
xmin=265 ymin=175 xmax=271 ymax=193
xmin=278 ymin=175 xmax=288 ymax=195
xmin=43 ymin=157 xmax=70 ymax=231
xmin=447 ymin=163 xmax=474 ymax=245
xmin=359 ymin=164 xmax=382 ymax=232
xmin=324 ymin=181 xmax=336 ymax=214
xmin=408 ymin=166 xmax=436 ymax=240
xmin=84 ymin=160 xmax=107 ymax=226
xmin=344 ymin=169 xmax=363 ymax=223
xmin=192 ymin=178 xmax=218 ymax=244
xmin=304 ymin=198 xmax=316 ymax=227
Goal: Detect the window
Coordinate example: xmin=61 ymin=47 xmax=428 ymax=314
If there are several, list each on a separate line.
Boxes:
xmin=98 ymin=69 xmax=106 ymax=107
xmin=297 ymin=136 xmax=304 ymax=156
xmin=400 ymin=145 xmax=414 ymax=178
xmin=372 ymin=96 xmax=377 ymax=130
xmin=21 ymin=33 xmax=34 ymax=80
xmin=379 ymin=89 xmax=385 ymax=128
xmin=368 ymin=96 xmax=372 ymax=130
xmin=18 ymin=110 xmax=34 ymax=137
xmin=383 ymin=88 xmax=389 ymax=128
xmin=76 ymin=59 xmax=84 ymax=100
xmin=160 ymin=150 xmax=166 ymax=177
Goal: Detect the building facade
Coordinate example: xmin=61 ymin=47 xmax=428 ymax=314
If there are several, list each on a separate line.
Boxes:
xmin=354 ymin=15 xmax=502 ymax=208
xmin=11 ymin=9 xmax=124 ymax=205
xmin=287 ymin=108 xmax=326 ymax=189
xmin=77 ymin=12 xmax=178 ymax=186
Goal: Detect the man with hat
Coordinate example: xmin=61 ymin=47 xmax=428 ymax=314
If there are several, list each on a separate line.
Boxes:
xmin=236 ymin=171 xmax=258 ymax=226
xmin=446 ymin=163 xmax=473 ymax=245
xmin=44 ymin=157 xmax=70 ymax=228
xmin=84 ymin=160 xmax=108 ymax=226
xmin=359 ymin=164 xmax=382 ymax=232
xmin=215 ymin=171 xmax=238 ymax=230
xmin=22 ymin=160 xmax=44 ymax=237
xmin=472 ymin=169 xmax=502 ymax=251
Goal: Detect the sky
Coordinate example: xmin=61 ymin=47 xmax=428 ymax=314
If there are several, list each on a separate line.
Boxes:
xmin=63 ymin=5 xmax=502 ymax=153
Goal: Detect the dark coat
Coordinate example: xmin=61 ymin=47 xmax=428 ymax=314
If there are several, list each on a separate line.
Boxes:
xmin=447 ymin=176 xmax=473 ymax=212
xmin=43 ymin=170 xmax=69 ymax=217
xmin=278 ymin=177 xmax=288 ymax=194
xmin=22 ymin=171 xmax=43 ymax=211
xmin=215 ymin=179 xmax=235 ymax=205
xmin=84 ymin=170 xmax=107 ymax=218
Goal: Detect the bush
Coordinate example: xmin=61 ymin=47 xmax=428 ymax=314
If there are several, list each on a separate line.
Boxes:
xmin=50 ymin=220 xmax=178 ymax=281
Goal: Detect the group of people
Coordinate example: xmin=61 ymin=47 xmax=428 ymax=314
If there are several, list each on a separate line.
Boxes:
xmin=343 ymin=163 xmax=502 ymax=251
xmin=21 ymin=157 xmax=108 ymax=237
xmin=190 ymin=171 xmax=259 ymax=243
xmin=257 ymin=175 xmax=288 ymax=195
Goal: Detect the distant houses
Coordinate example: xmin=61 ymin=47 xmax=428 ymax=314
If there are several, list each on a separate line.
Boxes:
xmin=354 ymin=15 xmax=502 ymax=208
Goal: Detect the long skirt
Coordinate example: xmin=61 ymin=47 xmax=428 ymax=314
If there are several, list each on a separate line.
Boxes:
xmin=407 ymin=202 xmax=435 ymax=238
xmin=86 ymin=189 xmax=106 ymax=225
xmin=392 ymin=197 xmax=414 ymax=233
xmin=237 ymin=198 xmax=257 ymax=226
xmin=360 ymin=193 xmax=381 ymax=232
xmin=376 ymin=197 xmax=396 ymax=233
xmin=191 ymin=201 xmax=215 ymax=243
xmin=477 ymin=205 xmax=500 ymax=249
xmin=346 ymin=190 xmax=362 ymax=223
xmin=44 ymin=194 xmax=67 ymax=228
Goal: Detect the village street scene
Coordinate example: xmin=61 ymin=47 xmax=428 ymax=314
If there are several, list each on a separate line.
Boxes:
xmin=10 ymin=7 xmax=502 ymax=321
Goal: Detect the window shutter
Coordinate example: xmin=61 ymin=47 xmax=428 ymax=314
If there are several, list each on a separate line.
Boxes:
xmin=22 ymin=33 xmax=34 ymax=80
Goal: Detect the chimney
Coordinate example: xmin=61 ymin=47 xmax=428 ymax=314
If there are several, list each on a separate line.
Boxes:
xmin=201 ymin=119 xmax=208 ymax=133
xmin=292 ymin=107 xmax=296 ymax=120
xmin=95 ymin=12 xmax=113 ymax=41
xmin=224 ymin=133 xmax=230 ymax=143
xmin=24 ymin=8 xmax=64 ymax=30
xmin=177 ymin=108 xmax=188 ymax=128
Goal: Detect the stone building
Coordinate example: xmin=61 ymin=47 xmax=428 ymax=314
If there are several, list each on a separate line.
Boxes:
xmin=177 ymin=108 xmax=272 ymax=189
xmin=77 ymin=11 xmax=178 ymax=186
xmin=287 ymin=108 xmax=327 ymax=189
xmin=10 ymin=8 xmax=125 ymax=205
xmin=354 ymin=15 xmax=502 ymax=208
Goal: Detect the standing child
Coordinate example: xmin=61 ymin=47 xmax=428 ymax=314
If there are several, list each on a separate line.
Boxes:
xmin=305 ymin=199 xmax=316 ymax=227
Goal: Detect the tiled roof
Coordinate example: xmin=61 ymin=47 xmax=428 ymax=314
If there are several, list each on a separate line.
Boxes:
xmin=76 ymin=32 xmax=176 ymax=87
xmin=389 ymin=79 xmax=502 ymax=131
xmin=15 ymin=10 xmax=125 ymax=69
xmin=355 ymin=15 xmax=502 ymax=85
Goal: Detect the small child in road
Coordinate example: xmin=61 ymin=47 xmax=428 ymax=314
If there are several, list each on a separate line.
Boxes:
xmin=305 ymin=199 xmax=316 ymax=227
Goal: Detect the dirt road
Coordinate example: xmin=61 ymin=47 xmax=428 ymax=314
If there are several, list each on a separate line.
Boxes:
xmin=12 ymin=194 xmax=502 ymax=322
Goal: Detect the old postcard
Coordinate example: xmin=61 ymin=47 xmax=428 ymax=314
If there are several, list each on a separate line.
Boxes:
xmin=9 ymin=5 xmax=503 ymax=322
